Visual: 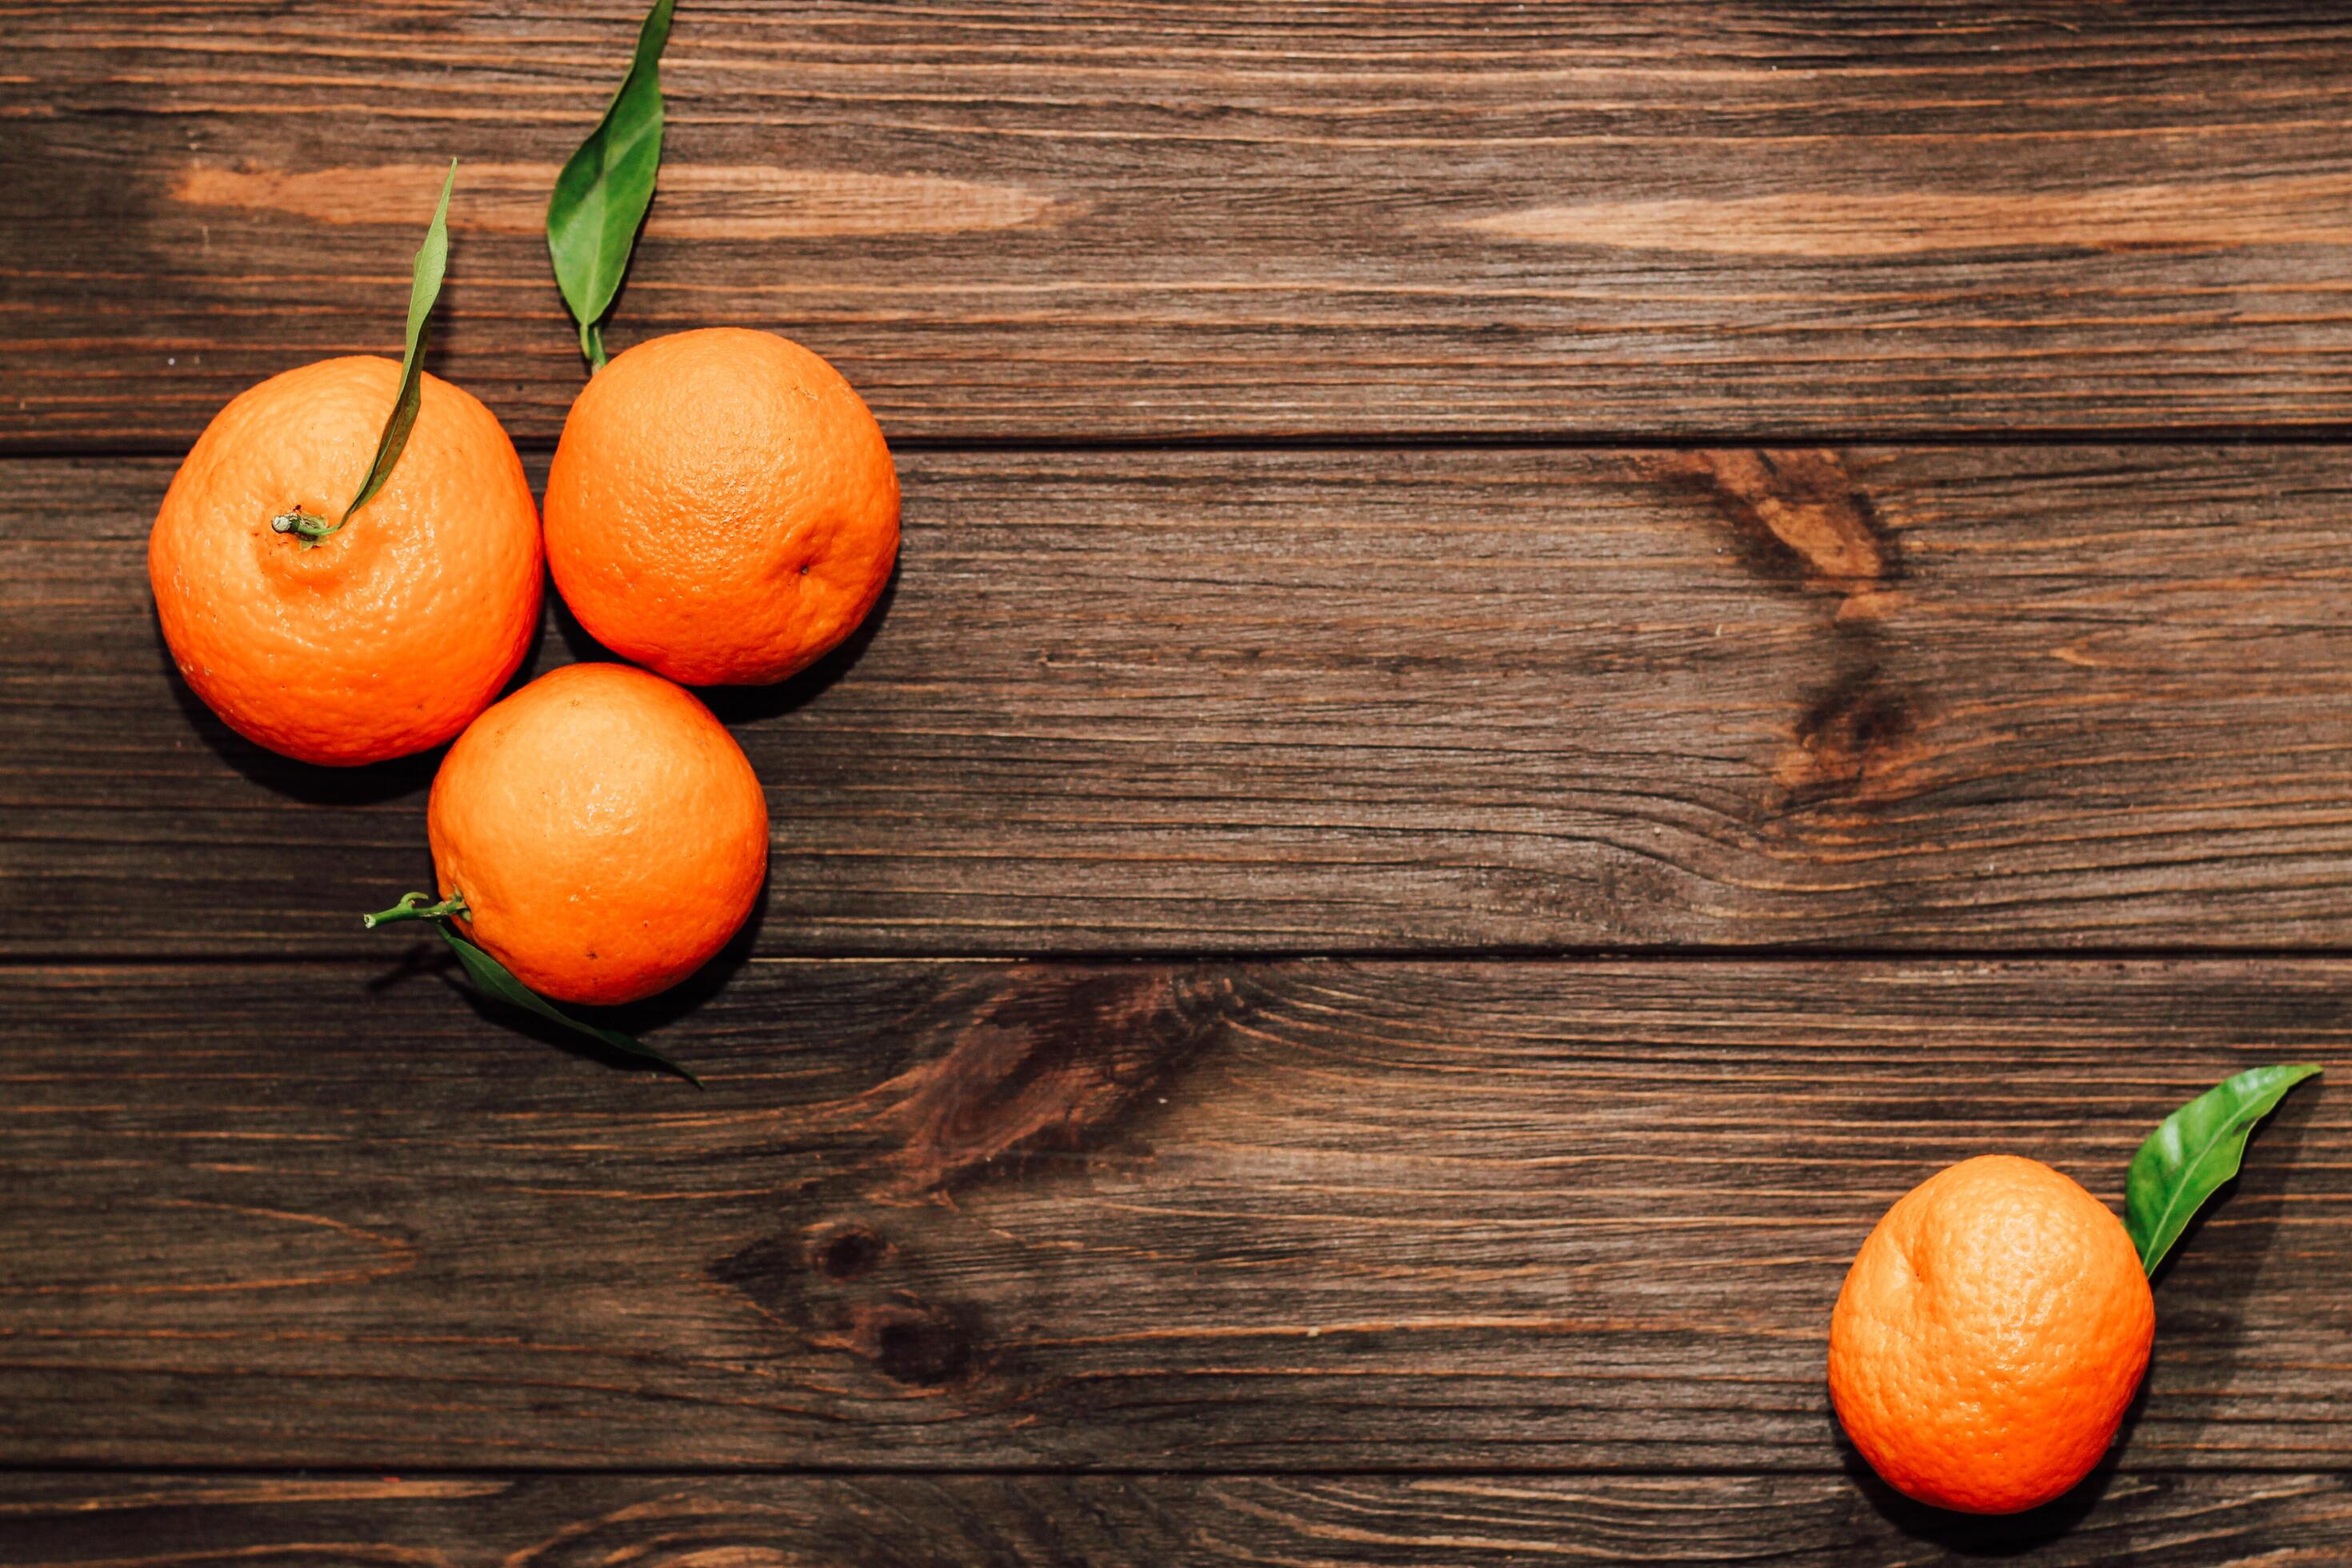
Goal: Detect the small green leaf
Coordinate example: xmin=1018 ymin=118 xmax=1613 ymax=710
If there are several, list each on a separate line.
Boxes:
xmin=2126 ymin=1063 xmax=2321 ymax=1274
xmin=433 ymin=922 xmax=701 ymax=1086
xmin=363 ymin=888 xmax=700 ymax=1086
xmin=546 ymin=0 xmax=676 ymax=371
xmin=345 ymin=160 xmax=456 ymax=524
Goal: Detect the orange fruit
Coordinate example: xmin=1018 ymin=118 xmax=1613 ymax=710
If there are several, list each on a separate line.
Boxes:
xmin=542 ymin=326 xmax=899 ymax=686
xmin=149 ymin=357 xmax=542 ymax=766
xmin=1828 ymin=1154 xmax=2154 ymax=1515
xmin=426 ymin=662 xmax=767 ymax=1006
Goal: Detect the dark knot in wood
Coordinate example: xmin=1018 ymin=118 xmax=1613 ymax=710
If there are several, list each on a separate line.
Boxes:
xmin=855 ymin=1298 xmax=979 ymax=1387
xmin=810 ymin=1221 xmax=888 ymax=1282
xmin=1776 ymin=673 xmax=1934 ymax=807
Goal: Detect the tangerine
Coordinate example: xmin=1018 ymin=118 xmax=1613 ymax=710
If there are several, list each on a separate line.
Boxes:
xmin=149 ymin=357 xmax=542 ymax=766
xmin=542 ymin=327 xmax=899 ymax=686
xmin=425 ymin=662 xmax=767 ymax=1006
xmin=1828 ymin=1154 xmax=2154 ymax=1514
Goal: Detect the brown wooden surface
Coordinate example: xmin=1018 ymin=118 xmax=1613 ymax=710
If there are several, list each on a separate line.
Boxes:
xmin=6 ymin=1471 xmax=2352 ymax=1568
xmin=12 ymin=445 xmax=2352 ymax=957
xmin=15 ymin=2 xmax=2352 ymax=448
xmin=4 ymin=958 xmax=2342 ymax=1471
xmin=11 ymin=4 xmax=2352 ymax=1564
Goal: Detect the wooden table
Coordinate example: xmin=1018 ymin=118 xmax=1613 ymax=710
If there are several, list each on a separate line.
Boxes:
xmin=6 ymin=5 xmax=2352 ymax=1562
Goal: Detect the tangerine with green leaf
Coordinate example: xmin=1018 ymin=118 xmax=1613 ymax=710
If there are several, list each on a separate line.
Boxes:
xmin=421 ymin=661 xmax=768 ymax=1006
xmin=148 ymin=166 xmax=535 ymax=766
xmin=1829 ymin=1066 xmax=2319 ymax=1516
xmin=538 ymin=10 xmax=894 ymax=687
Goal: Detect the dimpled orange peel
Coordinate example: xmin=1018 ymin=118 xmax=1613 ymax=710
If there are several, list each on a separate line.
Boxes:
xmin=150 ymin=358 xmax=542 ymax=766
xmin=542 ymin=326 xmax=900 ymax=686
xmin=422 ymin=662 xmax=768 ymax=1006
xmin=1829 ymin=1154 xmax=2155 ymax=1515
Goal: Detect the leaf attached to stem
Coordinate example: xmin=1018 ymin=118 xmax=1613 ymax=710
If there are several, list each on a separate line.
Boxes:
xmin=362 ymin=890 xmax=701 ymax=1086
xmin=546 ymin=0 xmax=677 ymax=371
xmin=343 ymin=161 xmax=456 ymax=530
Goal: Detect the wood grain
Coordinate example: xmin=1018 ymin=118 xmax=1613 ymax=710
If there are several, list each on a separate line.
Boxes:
xmin=6 ymin=1470 xmax=2352 ymax=1566
xmin=3 ymin=957 xmax=2344 ymax=1470
xmin=15 ymin=3 xmax=2352 ymax=446
xmin=12 ymin=446 xmax=2352 ymax=956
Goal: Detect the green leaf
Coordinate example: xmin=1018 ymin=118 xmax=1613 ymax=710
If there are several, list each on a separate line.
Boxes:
xmin=433 ymin=922 xmax=702 ymax=1086
xmin=363 ymin=889 xmax=699 ymax=1085
xmin=546 ymin=0 xmax=676 ymax=370
xmin=2126 ymin=1063 xmax=2321 ymax=1274
xmin=344 ymin=160 xmax=456 ymax=524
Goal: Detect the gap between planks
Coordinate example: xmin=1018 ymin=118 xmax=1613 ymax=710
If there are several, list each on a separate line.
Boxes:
xmin=17 ymin=946 xmax=2352 ymax=970
xmin=25 ymin=427 xmax=2352 ymax=462
xmin=2 ymin=1462 xmax=2349 ymax=1480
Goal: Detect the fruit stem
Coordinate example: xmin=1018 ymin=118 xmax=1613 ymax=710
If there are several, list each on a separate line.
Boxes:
xmin=582 ymin=318 xmax=609 ymax=373
xmin=363 ymin=890 xmax=470 ymax=929
xmin=270 ymin=506 xmax=343 ymax=550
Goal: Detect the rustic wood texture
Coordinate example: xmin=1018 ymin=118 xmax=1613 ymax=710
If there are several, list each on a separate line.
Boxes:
xmin=16 ymin=3 xmax=2352 ymax=448
xmin=3 ymin=958 xmax=2342 ymax=1470
xmin=13 ymin=446 xmax=2352 ymax=956
xmin=6 ymin=1470 xmax=2352 ymax=1567
xmin=17 ymin=6 xmax=2352 ymax=1562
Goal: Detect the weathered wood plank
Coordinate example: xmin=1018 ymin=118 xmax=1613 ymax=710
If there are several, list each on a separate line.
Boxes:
xmin=15 ymin=3 xmax=2352 ymax=446
xmin=10 ymin=446 xmax=2352 ymax=955
xmin=5 ymin=1470 xmax=2352 ymax=1567
xmin=2 ymin=958 xmax=2343 ymax=1469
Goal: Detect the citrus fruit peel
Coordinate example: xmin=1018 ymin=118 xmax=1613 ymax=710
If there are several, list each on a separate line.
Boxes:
xmin=1830 ymin=1066 xmax=2322 ymax=1515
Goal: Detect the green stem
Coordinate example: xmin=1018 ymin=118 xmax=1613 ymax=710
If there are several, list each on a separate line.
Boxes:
xmin=363 ymin=890 xmax=470 ymax=929
xmin=582 ymin=318 xmax=609 ymax=373
xmin=270 ymin=506 xmax=343 ymax=550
